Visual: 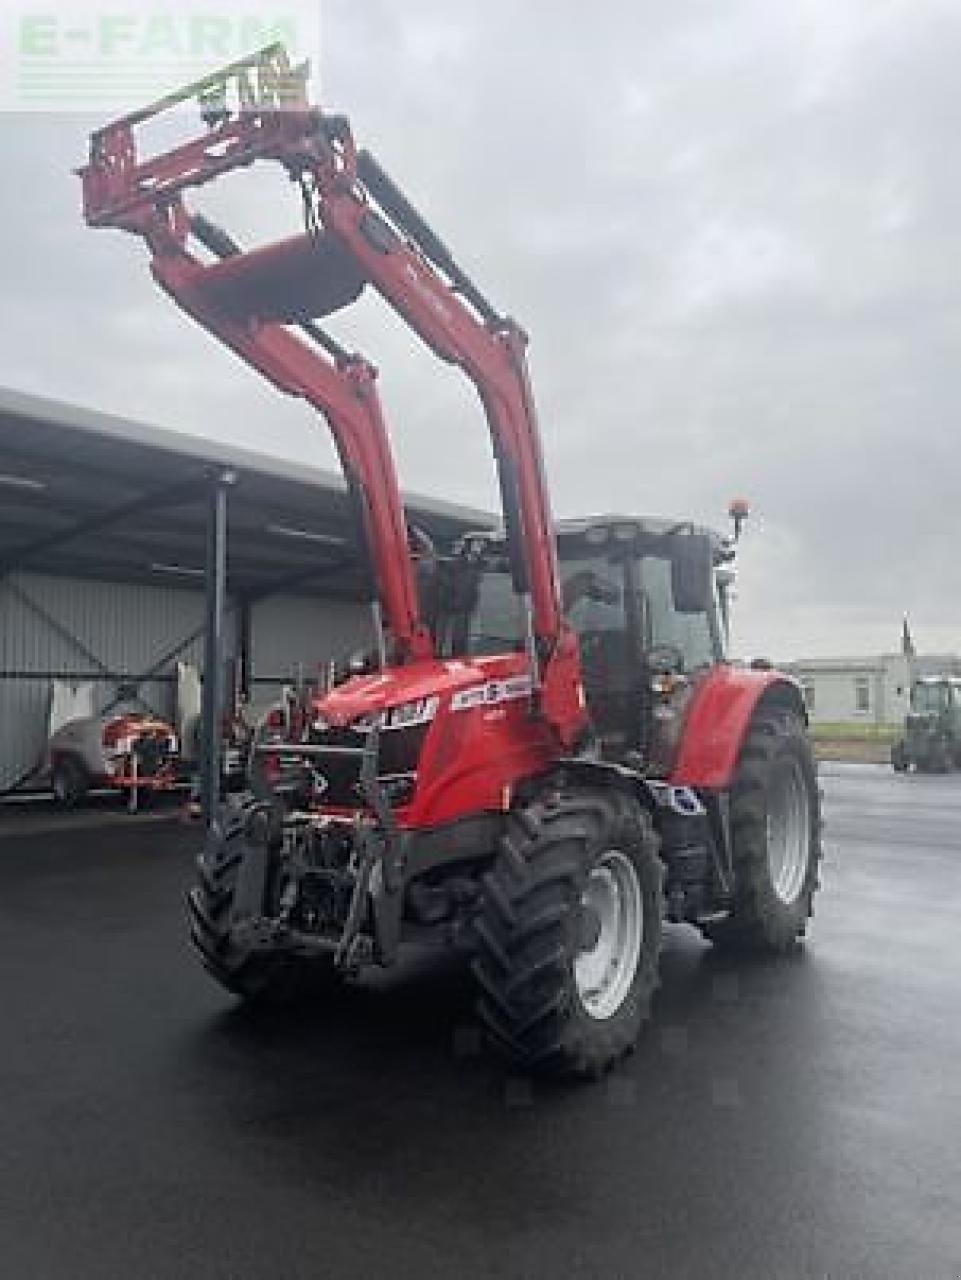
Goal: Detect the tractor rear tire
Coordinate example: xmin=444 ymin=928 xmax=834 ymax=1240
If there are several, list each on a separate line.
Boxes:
xmin=472 ymin=784 xmax=663 ymax=1077
xmin=707 ymin=712 xmax=822 ymax=954
xmin=186 ymin=799 xmax=339 ymax=1003
xmin=51 ymin=755 xmax=89 ymax=807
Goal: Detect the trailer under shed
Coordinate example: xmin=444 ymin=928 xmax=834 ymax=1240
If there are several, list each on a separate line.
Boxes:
xmin=0 ymin=386 xmax=487 ymax=807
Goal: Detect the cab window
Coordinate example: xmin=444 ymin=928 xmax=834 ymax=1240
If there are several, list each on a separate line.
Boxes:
xmin=638 ymin=555 xmax=717 ymax=671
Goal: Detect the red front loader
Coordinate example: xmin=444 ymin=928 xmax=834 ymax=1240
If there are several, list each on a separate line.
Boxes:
xmin=80 ymin=46 xmax=822 ymax=1076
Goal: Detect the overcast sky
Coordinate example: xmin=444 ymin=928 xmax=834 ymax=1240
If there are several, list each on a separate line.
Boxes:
xmin=1 ymin=0 xmax=959 ymax=660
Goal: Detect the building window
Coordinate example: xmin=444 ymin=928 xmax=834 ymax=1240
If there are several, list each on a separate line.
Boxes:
xmin=855 ymin=677 xmax=870 ymax=713
xmin=801 ymin=682 xmax=815 ymax=712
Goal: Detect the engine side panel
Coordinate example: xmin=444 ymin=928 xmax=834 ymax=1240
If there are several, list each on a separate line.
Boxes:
xmin=409 ymin=688 xmax=557 ymax=826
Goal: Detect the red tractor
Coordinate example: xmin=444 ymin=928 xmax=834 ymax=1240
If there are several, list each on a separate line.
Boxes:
xmin=80 ymin=46 xmax=822 ymax=1075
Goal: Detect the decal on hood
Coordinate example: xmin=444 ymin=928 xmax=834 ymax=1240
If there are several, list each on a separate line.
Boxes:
xmin=450 ymin=674 xmax=533 ymax=713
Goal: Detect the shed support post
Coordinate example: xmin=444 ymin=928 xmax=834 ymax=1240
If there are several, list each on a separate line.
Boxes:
xmin=238 ymin=595 xmax=253 ymax=700
xmin=201 ymin=472 xmax=233 ymax=825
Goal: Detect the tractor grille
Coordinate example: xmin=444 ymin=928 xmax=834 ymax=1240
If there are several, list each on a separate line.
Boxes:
xmin=304 ymin=723 xmax=429 ymax=808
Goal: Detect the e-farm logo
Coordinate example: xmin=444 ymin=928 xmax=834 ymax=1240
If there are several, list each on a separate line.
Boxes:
xmin=4 ymin=3 xmax=320 ymax=111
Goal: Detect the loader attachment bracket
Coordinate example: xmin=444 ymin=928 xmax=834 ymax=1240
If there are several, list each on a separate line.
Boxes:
xmin=243 ymin=724 xmax=408 ymax=969
xmin=80 ymin=39 xmax=588 ymax=746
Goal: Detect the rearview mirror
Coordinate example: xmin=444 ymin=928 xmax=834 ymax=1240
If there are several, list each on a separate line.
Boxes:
xmin=670 ymin=535 xmax=712 ymax=614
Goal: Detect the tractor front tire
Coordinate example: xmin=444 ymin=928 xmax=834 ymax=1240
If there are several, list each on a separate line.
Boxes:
xmin=186 ymin=800 xmax=338 ymax=1004
xmin=707 ymin=712 xmax=822 ymax=954
xmin=472 ymin=785 xmax=663 ymax=1077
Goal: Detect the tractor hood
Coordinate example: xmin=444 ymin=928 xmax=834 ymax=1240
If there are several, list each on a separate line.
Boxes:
xmin=311 ymin=655 xmax=526 ymax=729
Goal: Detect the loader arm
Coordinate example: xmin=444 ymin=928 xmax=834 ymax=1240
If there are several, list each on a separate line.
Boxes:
xmin=150 ymin=232 xmax=431 ymax=665
xmin=78 ymin=48 xmax=430 ymax=664
xmin=78 ymin=44 xmax=585 ymax=745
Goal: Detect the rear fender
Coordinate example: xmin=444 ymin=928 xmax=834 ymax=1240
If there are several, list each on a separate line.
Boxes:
xmin=670 ymin=666 xmax=807 ymax=790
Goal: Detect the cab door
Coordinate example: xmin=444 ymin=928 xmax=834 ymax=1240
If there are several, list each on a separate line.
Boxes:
xmin=560 ymin=555 xmax=642 ymax=757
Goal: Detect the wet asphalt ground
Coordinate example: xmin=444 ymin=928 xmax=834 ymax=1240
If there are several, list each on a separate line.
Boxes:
xmin=1 ymin=763 xmax=960 ymax=1280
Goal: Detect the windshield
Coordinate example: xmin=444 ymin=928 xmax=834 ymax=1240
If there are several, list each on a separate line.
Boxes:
xmin=439 ymin=542 xmax=721 ymax=673
xmin=561 ymin=557 xmax=626 ymax=633
xmin=433 ymin=559 xmax=525 ymax=658
xmin=638 ymin=554 xmax=717 ymax=671
xmin=911 ymin=683 xmax=949 ymax=713
xmin=463 ymin=569 xmax=525 ymax=656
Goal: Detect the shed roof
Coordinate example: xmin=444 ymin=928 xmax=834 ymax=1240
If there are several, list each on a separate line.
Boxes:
xmin=0 ymin=386 xmax=490 ymax=600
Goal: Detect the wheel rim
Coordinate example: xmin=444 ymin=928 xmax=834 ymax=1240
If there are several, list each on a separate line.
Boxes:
xmin=766 ymin=757 xmax=811 ymax=905
xmin=574 ymin=850 xmax=643 ymax=1021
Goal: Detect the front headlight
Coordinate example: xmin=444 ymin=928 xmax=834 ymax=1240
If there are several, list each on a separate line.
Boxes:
xmin=384 ymin=696 xmax=439 ymax=730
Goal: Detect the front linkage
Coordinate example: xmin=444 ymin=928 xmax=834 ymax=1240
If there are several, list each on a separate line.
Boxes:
xmin=210 ymin=724 xmax=407 ymax=977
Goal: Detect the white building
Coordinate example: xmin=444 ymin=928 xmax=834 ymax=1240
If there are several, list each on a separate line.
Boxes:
xmin=783 ymin=653 xmax=961 ymax=728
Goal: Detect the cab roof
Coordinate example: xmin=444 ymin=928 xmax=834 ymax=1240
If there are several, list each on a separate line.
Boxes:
xmin=458 ymin=514 xmax=731 ymax=562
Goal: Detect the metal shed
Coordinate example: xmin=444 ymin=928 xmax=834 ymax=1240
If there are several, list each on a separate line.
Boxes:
xmin=0 ymin=386 xmax=487 ymax=806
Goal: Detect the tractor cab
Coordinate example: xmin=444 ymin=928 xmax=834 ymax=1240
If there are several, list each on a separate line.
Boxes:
xmin=438 ymin=516 xmax=734 ymax=772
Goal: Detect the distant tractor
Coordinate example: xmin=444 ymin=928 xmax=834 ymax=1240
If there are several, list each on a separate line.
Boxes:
xmin=891 ymin=677 xmax=961 ymax=773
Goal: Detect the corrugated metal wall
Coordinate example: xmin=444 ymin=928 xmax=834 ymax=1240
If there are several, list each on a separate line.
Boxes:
xmin=0 ymin=572 xmax=215 ymax=791
xmin=0 ymin=572 xmax=370 ymax=792
xmin=249 ymin=594 xmax=370 ymax=710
